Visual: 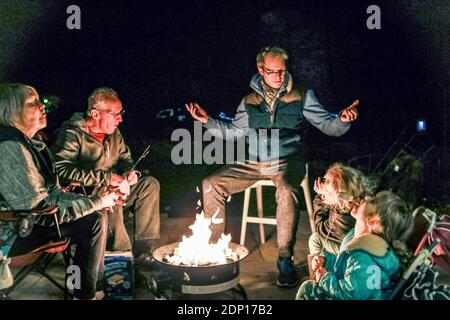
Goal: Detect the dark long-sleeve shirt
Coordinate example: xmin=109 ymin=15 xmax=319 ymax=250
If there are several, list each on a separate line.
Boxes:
xmin=313 ymin=195 xmax=355 ymax=243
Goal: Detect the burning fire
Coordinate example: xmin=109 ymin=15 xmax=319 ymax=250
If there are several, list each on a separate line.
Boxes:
xmin=165 ymin=212 xmax=238 ymax=266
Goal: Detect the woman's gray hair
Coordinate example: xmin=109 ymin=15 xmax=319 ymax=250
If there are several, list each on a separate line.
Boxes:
xmin=87 ymin=87 xmax=119 ymax=113
xmin=0 ymin=83 xmax=38 ymax=126
xmin=256 ymin=46 xmax=289 ymax=67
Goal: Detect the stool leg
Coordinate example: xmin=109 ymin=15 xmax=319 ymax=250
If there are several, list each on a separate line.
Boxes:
xmin=301 ymin=176 xmax=315 ymax=233
xmin=240 ymin=188 xmax=251 ymax=245
xmin=256 ymin=185 xmax=265 ymax=244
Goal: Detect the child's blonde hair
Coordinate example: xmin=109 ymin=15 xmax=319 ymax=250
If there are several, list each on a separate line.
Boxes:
xmin=319 ymin=163 xmax=374 ymax=212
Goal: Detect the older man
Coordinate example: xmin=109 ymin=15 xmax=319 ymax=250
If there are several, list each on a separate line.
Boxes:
xmin=0 ymin=83 xmax=120 ymax=299
xmin=51 ymin=87 xmax=160 ymax=265
xmin=185 ymin=46 xmax=359 ymax=287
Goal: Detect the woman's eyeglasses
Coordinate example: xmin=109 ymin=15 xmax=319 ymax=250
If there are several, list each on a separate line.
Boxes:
xmin=27 ymin=98 xmax=44 ymax=108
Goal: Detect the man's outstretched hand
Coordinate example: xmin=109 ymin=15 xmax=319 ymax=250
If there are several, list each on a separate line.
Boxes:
xmin=185 ymin=102 xmax=209 ymax=124
xmin=339 ymin=99 xmax=359 ymax=122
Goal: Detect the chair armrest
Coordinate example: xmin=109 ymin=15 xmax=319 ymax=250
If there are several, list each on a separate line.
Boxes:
xmin=31 ymin=239 xmax=69 ymax=254
xmin=0 ymin=205 xmax=58 ymax=222
xmin=0 ymin=206 xmax=58 ymax=222
xmin=0 ymin=211 xmax=18 ymax=222
xmin=30 ymin=206 xmax=58 ymax=216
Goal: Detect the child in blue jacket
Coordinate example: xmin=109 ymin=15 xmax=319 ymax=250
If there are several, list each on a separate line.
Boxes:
xmin=297 ymin=191 xmax=414 ymax=300
xmin=308 ymin=163 xmax=374 ymax=277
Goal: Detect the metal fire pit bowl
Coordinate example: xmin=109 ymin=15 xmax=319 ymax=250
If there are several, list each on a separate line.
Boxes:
xmin=151 ymin=242 xmax=249 ymax=296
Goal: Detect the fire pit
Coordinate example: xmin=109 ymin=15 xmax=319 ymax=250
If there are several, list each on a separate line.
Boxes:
xmin=150 ymin=241 xmax=249 ymax=298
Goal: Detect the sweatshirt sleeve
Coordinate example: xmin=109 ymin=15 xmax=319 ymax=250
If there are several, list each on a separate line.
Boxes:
xmin=313 ymin=195 xmax=330 ymax=236
xmin=0 ymin=141 xmax=102 ymax=222
xmin=302 ymin=90 xmax=350 ymax=137
xmin=203 ymin=99 xmax=250 ymax=140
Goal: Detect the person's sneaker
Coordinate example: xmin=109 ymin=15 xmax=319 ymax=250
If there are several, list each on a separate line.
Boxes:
xmin=276 ymin=257 xmax=298 ymax=288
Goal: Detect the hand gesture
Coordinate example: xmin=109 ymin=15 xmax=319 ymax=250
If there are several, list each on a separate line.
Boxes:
xmin=118 ymin=179 xmax=130 ymax=198
xmin=311 ymin=255 xmax=325 ymax=272
xmin=313 ymin=177 xmax=324 ymax=194
xmin=315 ymin=266 xmax=328 ymax=283
xmin=339 ymin=99 xmax=359 ymax=122
xmin=185 ymin=102 xmax=209 ymax=124
xmin=110 ymin=173 xmax=124 ymax=186
xmin=97 ymin=185 xmax=119 ymax=208
xmin=125 ymin=170 xmax=139 ymax=186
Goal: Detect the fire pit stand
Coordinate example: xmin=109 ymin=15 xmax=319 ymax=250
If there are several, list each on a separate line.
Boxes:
xmin=148 ymin=242 xmax=249 ymax=300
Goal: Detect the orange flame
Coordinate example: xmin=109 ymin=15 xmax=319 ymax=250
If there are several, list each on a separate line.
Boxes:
xmin=165 ymin=212 xmax=237 ymax=266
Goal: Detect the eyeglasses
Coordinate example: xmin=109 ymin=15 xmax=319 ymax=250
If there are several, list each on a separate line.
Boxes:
xmin=27 ymin=98 xmax=44 ymax=108
xmin=262 ymin=67 xmax=286 ymax=77
xmin=95 ymin=108 xmax=126 ymax=118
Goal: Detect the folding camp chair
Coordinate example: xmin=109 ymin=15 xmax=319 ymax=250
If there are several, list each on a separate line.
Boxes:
xmin=389 ymin=208 xmax=450 ymax=300
xmin=388 ymin=239 xmax=442 ymax=299
xmin=0 ymin=206 xmax=71 ymax=300
xmin=406 ymin=208 xmax=450 ymax=271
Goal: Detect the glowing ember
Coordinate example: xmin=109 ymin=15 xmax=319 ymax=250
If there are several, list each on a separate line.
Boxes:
xmin=164 ymin=212 xmax=238 ymax=266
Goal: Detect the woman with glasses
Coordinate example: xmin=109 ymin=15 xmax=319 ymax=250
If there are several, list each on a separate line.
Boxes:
xmin=0 ymin=83 xmax=119 ymax=299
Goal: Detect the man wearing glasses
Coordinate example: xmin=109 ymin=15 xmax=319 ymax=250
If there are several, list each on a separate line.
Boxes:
xmin=185 ymin=46 xmax=359 ymax=288
xmin=51 ymin=87 xmax=160 ymax=266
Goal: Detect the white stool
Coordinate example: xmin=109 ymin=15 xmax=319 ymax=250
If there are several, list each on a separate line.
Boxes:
xmin=239 ymin=164 xmax=315 ymax=246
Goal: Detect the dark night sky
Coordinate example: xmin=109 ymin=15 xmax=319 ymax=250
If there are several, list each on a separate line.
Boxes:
xmin=3 ymin=0 xmax=450 ymax=158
